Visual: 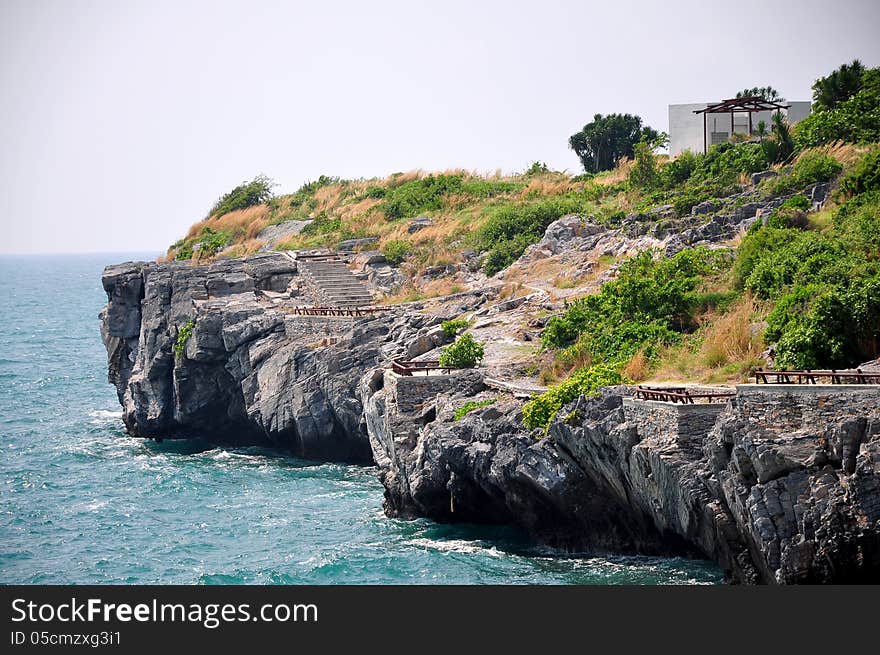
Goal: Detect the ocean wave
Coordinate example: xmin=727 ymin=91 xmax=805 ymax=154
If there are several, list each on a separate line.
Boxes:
xmin=404 ymin=537 xmax=504 ymax=557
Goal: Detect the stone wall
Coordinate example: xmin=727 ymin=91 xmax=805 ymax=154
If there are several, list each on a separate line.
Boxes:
xmin=735 ymin=384 xmax=880 ymax=431
xmin=623 ymin=397 xmax=728 ymax=444
xmin=385 ymin=369 xmax=459 ymax=415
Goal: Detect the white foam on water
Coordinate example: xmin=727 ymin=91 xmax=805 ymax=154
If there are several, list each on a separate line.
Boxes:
xmin=405 ymin=537 xmax=503 ymax=557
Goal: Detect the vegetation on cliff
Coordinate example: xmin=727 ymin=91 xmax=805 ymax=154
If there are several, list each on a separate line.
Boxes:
xmin=164 ymin=60 xmax=879 ymax=429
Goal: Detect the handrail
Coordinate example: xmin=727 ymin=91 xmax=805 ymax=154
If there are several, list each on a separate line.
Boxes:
xmin=391 ymin=360 xmax=453 ymax=376
xmin=753 ymin=369 xmax=880 ymax=385
xmin=633 ymin=385 xmax=735 ymax=404
xmin=285 ymin=306 xmax=392 ymax=317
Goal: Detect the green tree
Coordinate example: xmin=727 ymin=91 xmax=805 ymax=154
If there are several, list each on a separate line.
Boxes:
xmin=568 ymin=113 xmax=660 ymax=173
xmin=794 ymin=68 xmax=880 ymax=148
xmin=736 ymin=86 xmax=783 ymax=101
xmin=439 ymin=334 xmax=485 ymax=368
xmin=210 ymin=174 xmax=275 ymax=217
xmin=812 ymin=60 xmax=865 ymax=110
xmin=628 ymin=133 xmax=668 ymax=189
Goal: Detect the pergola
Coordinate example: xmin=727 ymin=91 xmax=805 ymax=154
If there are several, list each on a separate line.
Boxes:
xmin=693 ymin=96 xmax=791 ymax=153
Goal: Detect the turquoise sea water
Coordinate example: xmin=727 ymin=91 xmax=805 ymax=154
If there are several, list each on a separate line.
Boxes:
xmin=0 ymin=254 xmax=722 ymax=584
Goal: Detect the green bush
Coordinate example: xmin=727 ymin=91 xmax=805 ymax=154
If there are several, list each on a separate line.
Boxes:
xmin=522 ymin=364 xmax=623 ymax=430
xmin=382 ymin=240 xmax=411 ymax=265
xmin=174 ymin=319 xmax=195 ymax=358
xmin=833 ymin=190 xmax=880 ymax=258
xmin=439 ymin=334 xmax=485 ymax=368
xmin=210 ymin=175 xmax=275 ymax=217
xmin=839 ymin=149 xmax=880 ymax=197
xmin=660 ymin=150 xmax=699 ymax=187
xmin=453 ymin=398 xmax=497 ymax=421
xmin=475 ymin=197 xmax=589 ymax=274
xmin=766 ymin=276 xmax=880 ymax=368
xmin=794 ymin=68 xmax=880 ymax=148
xmin=628 ymin=138 xmax=660 ymax=189
xmin=381 ymin=174 xmax=520 ymax=220
xmin=525 ymin=161 xmax=550 ymax=176
xmin=441 ymin=318 xmax=469 ymax=337
xmin=175 ymin=243 xmax=194 ymax=261
xmin=174 ymin=227 xmax=232 ymax=260
xmin=542 ymin=248 xmax=731 ymax=361
xmin=767 ymin=195 xmax=811 ymax=229
xmin=302 ymin=213 xmax=342 ymax=235
xmin=764 ymin=150 xmax=843 ymax=195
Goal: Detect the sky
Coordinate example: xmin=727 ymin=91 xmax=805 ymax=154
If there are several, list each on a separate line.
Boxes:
xmin=1 ymin=0 xmax=878 ymax=254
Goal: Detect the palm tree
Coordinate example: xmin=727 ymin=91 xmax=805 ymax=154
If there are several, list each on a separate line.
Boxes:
xmin=756 ymin=120 xmax=767 ymax=142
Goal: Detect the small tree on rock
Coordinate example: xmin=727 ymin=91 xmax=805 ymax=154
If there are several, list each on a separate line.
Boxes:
xmin=439 ymin=334 xmax=485 ymax=368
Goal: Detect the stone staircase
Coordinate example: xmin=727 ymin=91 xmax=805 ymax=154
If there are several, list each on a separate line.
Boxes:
xmin=296 ymin=255 xmax=373 ymax=307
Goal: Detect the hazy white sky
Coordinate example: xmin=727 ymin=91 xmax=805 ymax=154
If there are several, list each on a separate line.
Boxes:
xmin=1 ymin=0 xmax=878 ymax=254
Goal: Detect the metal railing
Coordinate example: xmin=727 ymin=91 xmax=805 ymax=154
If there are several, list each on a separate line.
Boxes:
xmin=285 ymin=306 xmax=392 ymax=317
xmin=390 ymin=360 xmax=453 ymax=376
xmin=753 ymin=369 xmax=880 ymax=385
xmin=633 ymin=385 xmax=735 ymax=404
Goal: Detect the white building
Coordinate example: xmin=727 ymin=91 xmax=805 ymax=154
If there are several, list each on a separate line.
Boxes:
xmin=669 ymin=97 xmax=811 ymax=156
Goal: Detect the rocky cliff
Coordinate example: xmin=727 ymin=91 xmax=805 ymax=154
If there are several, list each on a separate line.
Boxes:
xmin=99 ymin=253 xmax=459 ymax=461
xmin=100 ymin=248 xmax=880 ymax=583
xmin=362 ymin=374 xmax=880 ymax=583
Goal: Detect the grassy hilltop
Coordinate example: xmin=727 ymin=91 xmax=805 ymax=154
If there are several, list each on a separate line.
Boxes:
xmin=166 ymin=62 xmax=880 ymax=427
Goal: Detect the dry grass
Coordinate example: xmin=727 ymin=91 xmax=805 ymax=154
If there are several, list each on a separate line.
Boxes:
xmin=552 ymin=275 xmax=577 ymax=289
xmin=517 ymin=175 xmax=575 ymax=198
xmin=803 ymin=141 xmax=867 ymax=168
xmin=538 ymin=341 xmax=592 ymax=385
xmin=504 ymin=257 xmax=562 ymax=285
xmin=698 ymin=296 xmax=763 ymax=367
xmin=219 ymin=238 xmax=266 ymax=259
xmin=623 ymin=350 xmax=651 ymax=382
xmin=594 ymin=157 xmax=633 ymax=186
xmin=650 ymin=295 xmax=765 ymax=384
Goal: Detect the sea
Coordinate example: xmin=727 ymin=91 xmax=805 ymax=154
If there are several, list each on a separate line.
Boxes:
xmin=0 ymin=254 xmax=722 ymax=584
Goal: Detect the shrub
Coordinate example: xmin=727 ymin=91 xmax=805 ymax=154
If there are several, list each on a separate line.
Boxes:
xmin=764 ymin=150 xmax=843 ymax=194
xmin=525 ymin=161 xmax=550 ymax=175
xmin=522 ymin=364 xmax=623 ymax=430
xmin=210 ymin=175 xmax=275 ymax=217
xmin=628 ymin=138 xmax=660 ymax=189
xmin=174 ymin=227 xmax=232 ymax=260
xmin=175 ymin=243 xmax=193 ymax=261
xmin=302 ymin=213 xmax=342 ymax=235
xmin=441 ymin=318 xmax=469 ymax=337
xmin=174 ymin=319 xmax=195 ymax=358
xmin=475 ymin=197 xmax=589 ymax=274
xmin=833 ymin=190 xmax=880 ymax=257
xmin=364 ymin=185 xmax=386 ymax=199
xmin=382 ymin=240 xmax=411 ymax=266
xmin=543 ymin=248 xmax=731 ymax=353
xmin=660 ymin=150 xmax=698 ymax=187
xmin=453 ymin=398 xmax=497 ymax=421
xmin=794 ymin=68 xmax=880 ymax=148
xmin=196 ymin=227 xmax=232 ymax=256
xmin=767 ymin=195 xmax=811 ymax=229
xmin=838 ymin=149 xmax=880 ymax=197
xmin=382 ymin=174 xmax=463 ymax=219
xmin=439 ymin=334 xmax=485 ymax=368
xmin=766 ymin=276 xmax=880 ymax=368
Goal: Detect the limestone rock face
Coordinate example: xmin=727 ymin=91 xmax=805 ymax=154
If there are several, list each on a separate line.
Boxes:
xmin=362 ymin=377 xmax=880 ymax=583
xmin=99 ymin=253 xmax=444 ymax=462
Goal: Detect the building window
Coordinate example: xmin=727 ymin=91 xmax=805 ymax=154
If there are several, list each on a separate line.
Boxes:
xmin=710 ymin=131 xmax=728 ymax=145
